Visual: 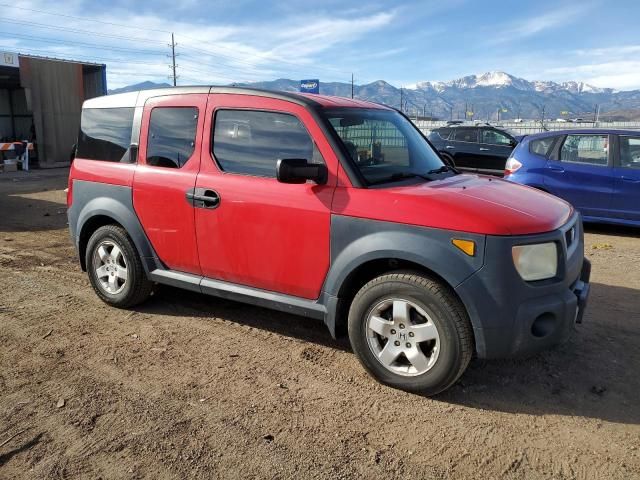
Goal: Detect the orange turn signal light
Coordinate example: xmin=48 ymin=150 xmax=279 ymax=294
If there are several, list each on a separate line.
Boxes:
xmin=452 ymin=238 xmax=476 ymax=257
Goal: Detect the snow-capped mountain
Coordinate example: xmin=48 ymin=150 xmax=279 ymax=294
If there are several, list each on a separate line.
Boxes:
xmin=114 ymin=72 xmax=640 ymax=120
xmin=410 ymin=71 xmax=610 ymax=95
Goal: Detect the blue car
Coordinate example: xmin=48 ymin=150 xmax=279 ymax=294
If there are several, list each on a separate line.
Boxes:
xmin=504 ymin=129 xmax=640 ymax=227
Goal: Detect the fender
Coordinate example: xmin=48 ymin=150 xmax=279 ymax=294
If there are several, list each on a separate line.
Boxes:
xmin=321 ymin=215 xmax=486 ymax=336
xmin=69 ymin=180 xmax=160 ymax=273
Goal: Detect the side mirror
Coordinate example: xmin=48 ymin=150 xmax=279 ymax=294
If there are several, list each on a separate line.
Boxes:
xmin=129 ymin=143 xmax=139 ymax=163
xmin=276 ymin=158 xmax=328 ymax=185
xmin=509 ymin=139 xmax=518 ymax=147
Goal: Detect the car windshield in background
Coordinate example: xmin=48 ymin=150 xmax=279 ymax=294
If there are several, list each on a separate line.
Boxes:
xmin=322 ymin=108 xmax=449 ymax=185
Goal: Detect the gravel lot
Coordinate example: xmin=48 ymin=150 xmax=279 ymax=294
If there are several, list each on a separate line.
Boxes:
xmin=1 ymin=169 xmax=639 ymax=479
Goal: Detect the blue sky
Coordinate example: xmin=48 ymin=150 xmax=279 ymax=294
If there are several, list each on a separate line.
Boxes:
xmin=1 ymin=0 xmax=639 ymax=90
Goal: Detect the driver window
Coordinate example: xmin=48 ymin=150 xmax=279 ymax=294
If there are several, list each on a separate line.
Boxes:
xmin=482 ymin=129 xmax=512 ymax=145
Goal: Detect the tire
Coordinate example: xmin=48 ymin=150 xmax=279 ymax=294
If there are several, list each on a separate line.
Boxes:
xmin=85 ymin=224 xmax=153 ymax=308
xmin=348 ymin=271 xmax=473 ymax=395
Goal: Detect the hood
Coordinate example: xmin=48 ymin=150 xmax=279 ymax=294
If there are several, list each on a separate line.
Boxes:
xmin=334 ymin=174 xmax=573 ymax=235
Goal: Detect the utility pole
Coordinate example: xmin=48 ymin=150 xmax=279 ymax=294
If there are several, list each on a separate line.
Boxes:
xmin=351 ymin=73 xmax=354 ymax=99
xmin=169 ymin=32 xmax=178 ymax=87
xmin=400 ymin=87 xmax=404 ymax=113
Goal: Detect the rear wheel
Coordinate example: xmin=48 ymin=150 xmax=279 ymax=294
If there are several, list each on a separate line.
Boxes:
xmin=86 ymin=225 xmax=153 ymax=308
xmin=348 ymin=272 xmax=473 ymax=395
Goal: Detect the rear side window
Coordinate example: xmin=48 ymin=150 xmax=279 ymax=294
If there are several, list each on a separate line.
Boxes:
xmin=452 ymin=128 xmax=478 ymax=143
xmin=77 ymin=107 xmax=134 ymax=162
xmin=146 ymin=107 xmax=198 ymax=168
xmin=529 ymin=136 xmax=556 ymax=157
xmin=213 ymin=110 xmax=320 ymax=177
xmin=560 ymin=134 xmax=608 ymax=166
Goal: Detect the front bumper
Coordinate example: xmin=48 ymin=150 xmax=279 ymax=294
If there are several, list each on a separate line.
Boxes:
xmin=455 ymin=212 xmax=591 ymax=358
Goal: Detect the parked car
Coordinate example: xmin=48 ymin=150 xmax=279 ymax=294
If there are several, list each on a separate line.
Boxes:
xmin=504 ymin=129 xmax=640 ymax=227
xmin=427 ymin=125 xmax=519 ymax=175
xmin=68 ymin=87 xmax=590 ymax=395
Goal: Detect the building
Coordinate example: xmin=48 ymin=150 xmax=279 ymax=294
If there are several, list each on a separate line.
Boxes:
xmin=0 ymin=52 xmax=106 ymax=168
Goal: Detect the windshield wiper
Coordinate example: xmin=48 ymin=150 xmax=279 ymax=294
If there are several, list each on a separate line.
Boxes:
xmin=427 ymin=164 xmax=459 ymax=175
xmin=368 ymin=172 xmax=434 ymax=186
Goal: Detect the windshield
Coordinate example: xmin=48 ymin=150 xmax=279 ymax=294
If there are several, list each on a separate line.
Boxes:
xmin=322 ymin=108 xmax=450 ymax=185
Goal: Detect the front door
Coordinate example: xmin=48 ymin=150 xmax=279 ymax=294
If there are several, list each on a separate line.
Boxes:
xmin=611 ymin=134 xmax=640 ymax=222
xmin=544 ymin=133 xmax=613 ymax=218
xmin=446 ymin=127 xmax=480 ymax=171
xmin=132 ymin=94 xmax=208 ymax=274
xmin=478 ymin=128 xmax=515 ymax=175
xmin=194 ymin=94 xmax=337 ymax=299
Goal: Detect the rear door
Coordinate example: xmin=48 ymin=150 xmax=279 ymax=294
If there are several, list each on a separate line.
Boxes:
xmin=611 ymin=134 xmax=640 ymax=221
xmin=544 ymin=133 xmax=613 ymax=218
xmin=132 ymin=94 xmax=208 ymax=274
xmin=478 ymin=128 xmax=516 ymax=175
xmin=193 ymin=94 xmax=338 ymax=299
xmin=446 ymin=127 xmax=480 ymax=170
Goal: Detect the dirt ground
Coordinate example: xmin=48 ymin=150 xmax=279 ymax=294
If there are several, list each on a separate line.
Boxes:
xmin=0 ymin=168 xmax=638 ymax=480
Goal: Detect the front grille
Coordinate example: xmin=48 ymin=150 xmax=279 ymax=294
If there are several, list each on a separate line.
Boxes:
xmin=565 ymin=225 xmax=576 ymax=248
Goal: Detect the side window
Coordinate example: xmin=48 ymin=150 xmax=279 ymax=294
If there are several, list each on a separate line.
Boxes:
xmin=529 ymin=136 xmax=556 ymax=157
xmin=560 ymin=135 xmax=608 ymax=166
xmin=619 ymin=136 xmax=640 ymax=169
xmin=436 ymin=128 xmax=451 ymax=140
xmin=146 ymin=107 xmax=198 ymax=168
xmin=77 ymin=107 xmax=134 ymax=162
xmin=482 ymin=129 xmax=512 ymax=145
xmin=452 ymin=128 xmax=478 ymax=143
xmin=213 ymin=110 xmax=320 ymax=177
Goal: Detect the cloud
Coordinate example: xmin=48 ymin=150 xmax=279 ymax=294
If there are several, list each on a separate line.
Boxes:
xmin=543 ymin=60 xmax=640 ymax=90
xmin=0 ymin=0 xmax=396 ymax=87
xmin=486 ymin=4 xmax=594 ymax=45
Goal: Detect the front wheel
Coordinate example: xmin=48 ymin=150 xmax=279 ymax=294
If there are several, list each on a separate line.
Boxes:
xmin=348 ymin=272 xmax=473 ymax=395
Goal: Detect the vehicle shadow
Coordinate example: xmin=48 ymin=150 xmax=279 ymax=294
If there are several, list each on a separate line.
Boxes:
xmin=437 ymin=281 xmax=640 ymax=425
xmin=136 ymin=285 xmax=352 ymax=353
xmin=0 ymin=170 xmax=69 ymax=233
xmin=584 ymin=222 xmax=639 ymax=238
xmin=138 ymin=281 xmax=639 ymax=425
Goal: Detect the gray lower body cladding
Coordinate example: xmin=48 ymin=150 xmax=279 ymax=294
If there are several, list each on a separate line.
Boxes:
xmin=68 ymin=180 xmax=590 ymax=359
xmin=455 ymin=212 xmax=589 ymax=358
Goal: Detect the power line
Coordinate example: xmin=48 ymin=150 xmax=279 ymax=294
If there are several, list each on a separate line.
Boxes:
xmin=0 ymin=44 xmax=167 ymax=67
xmin=0 ymin=2 xmax=170 ymax=33
xmin=1 ymin=17 xmax=166 ymax=45
xmin=1 ymin=32 xmax=166 ymax=55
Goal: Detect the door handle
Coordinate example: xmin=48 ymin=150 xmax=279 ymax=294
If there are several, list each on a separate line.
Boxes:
xmin=479 ymin=148 xmax=490 ymax=151
xmin=622 ymin=176 xmax=640 ymax=183
xmin=445 ymin=145 xmax=455 ymax=149
xmin=548 ymin=165 xmax=565 ymax=172
xmin=186 ymin=188 xmax=220 ymax=209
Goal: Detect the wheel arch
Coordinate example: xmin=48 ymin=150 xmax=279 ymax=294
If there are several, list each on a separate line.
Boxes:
xmin=71 ymin=182 xmax=159 ymax=273
xmin=324 ymin=217 xmax=486 ymax=341
xmin=330 ymin=256 xmax=467 ymax=338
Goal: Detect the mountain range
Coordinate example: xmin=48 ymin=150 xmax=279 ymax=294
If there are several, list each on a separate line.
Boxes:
xmin=108 ymin=72 xmax=640 ymax=121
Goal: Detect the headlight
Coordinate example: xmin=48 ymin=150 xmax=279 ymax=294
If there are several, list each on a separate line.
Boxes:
xmin=512 ymin=242 xmax=558 ymax=281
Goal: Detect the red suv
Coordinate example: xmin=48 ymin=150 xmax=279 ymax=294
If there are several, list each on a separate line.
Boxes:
xmin=67 ymin=87 xmax=590 ymax=395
